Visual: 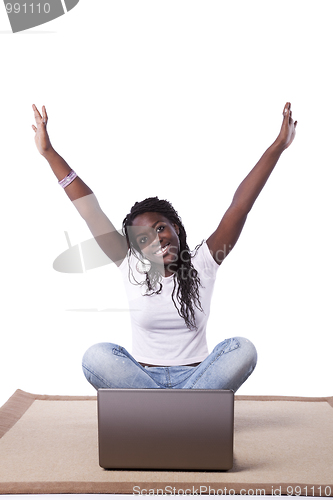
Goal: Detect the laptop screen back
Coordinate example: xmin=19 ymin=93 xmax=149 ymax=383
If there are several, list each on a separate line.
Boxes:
xmin=98 ymin=388 xmax=234 ymax=471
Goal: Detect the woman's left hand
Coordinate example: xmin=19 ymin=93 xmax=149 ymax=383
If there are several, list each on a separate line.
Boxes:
xmin=276 ymin=102 xmax=297 ymax=150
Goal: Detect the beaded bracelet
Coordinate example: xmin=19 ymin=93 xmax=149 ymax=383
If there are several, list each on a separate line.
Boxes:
xmin=58 ymin=170 xmax=77 ymax=188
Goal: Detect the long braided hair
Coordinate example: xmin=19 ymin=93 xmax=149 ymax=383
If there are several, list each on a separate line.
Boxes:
xmin=122 ymin=197 xmax=203 ymax=330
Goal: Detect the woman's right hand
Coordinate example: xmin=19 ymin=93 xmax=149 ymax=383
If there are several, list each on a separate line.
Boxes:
xmin=32 ymin=104 xmax=53 ymax=156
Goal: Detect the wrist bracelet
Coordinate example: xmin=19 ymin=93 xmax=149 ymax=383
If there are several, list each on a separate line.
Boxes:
xmin=58 ymin=170 xmax=77 ymax=188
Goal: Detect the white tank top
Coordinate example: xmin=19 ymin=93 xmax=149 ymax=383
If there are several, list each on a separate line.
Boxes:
xmin=119 ymin=241 xmax=219 ymax=366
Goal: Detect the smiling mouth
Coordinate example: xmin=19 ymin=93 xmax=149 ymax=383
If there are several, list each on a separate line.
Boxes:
xmin=154 ymin=243 xmax=170 ymax=256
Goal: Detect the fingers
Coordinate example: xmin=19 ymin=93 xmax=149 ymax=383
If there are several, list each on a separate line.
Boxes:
xmin=282 ymin=102 xmax=297 ymax=128
xmin=32 ymin=103 xmax=42 ymax=122
xmin=289 ymin=109 xmax=293 ymax=124
xmin=42 ymin=105 xmax=48 ymax=124
xmin=32 ymin=103 xmax=47 ymax=126
xmin=283 ymin=102 xmax=291 ymax=117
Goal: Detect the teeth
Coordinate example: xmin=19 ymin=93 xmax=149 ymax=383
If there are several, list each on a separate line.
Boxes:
xmin=155 ymin=244 xmax=169 ymax=255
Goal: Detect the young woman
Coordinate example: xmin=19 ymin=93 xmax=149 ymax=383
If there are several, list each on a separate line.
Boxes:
xmin=32 ymin=102 xmax=297 ymax=392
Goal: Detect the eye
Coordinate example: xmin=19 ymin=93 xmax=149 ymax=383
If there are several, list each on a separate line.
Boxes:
xmin=139 ymin=236 xmax=148 ymax=245
xmin=156 ymin=225 xmax=165 ymax=233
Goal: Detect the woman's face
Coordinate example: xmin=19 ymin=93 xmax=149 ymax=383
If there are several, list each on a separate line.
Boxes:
xmin=128 ymin=212 xmax=180 ymax=275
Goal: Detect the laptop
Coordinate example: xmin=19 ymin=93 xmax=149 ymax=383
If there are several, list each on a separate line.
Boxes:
xmin=97 ymin=388 xmax=234 ymax=471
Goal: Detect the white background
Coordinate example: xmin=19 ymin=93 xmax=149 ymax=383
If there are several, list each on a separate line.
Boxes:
xmin=0 ymin=0 xmax=332 ymax=408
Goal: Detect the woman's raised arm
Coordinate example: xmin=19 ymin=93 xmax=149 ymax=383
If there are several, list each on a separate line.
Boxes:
xmin=206 ymin=102 xmax=297 ymax=265
xmin=32 ymin=104 xmax=128 ymax=265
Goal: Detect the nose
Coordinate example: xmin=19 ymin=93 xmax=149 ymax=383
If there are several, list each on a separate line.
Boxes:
xmin=153 ymin=234 xmax=163 ymax=247
xmin=150 ymin=232 xmax=164 ymax=253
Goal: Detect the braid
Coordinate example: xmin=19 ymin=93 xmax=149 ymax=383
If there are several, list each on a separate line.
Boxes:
xmin=122 ymin=197 xmax=203 ymax=330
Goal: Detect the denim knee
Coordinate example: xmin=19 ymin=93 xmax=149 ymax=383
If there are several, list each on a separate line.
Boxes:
xmin=82 ymin=342 xmax=118 ymax=371
xmin=82 ymin=342 xmax=122 ymax=389
xmin=212 ymin=337 xmax=257 ymax=368
xmin=233 ymin=336 xmax=257 ymax=369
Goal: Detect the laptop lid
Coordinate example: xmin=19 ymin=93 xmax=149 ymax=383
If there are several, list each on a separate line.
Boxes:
xmin=98 ymin=388 xmax=234 ymax=471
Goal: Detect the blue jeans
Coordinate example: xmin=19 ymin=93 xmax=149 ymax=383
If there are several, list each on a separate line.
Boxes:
xmin=82 ymin=337 xmax=257 ymax=393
